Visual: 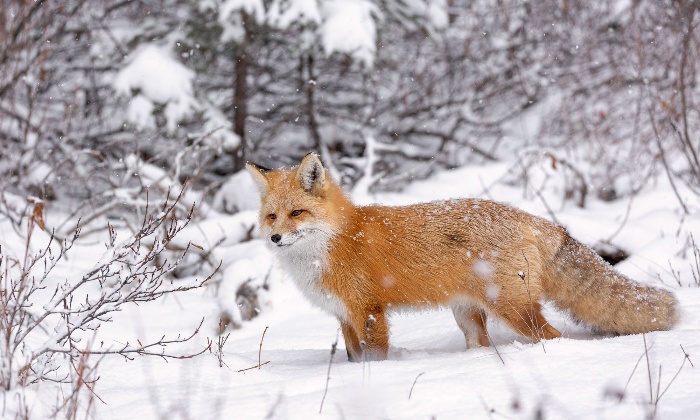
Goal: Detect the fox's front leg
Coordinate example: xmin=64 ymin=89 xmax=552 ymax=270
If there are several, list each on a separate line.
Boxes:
xmin=348 ymin=309 xmax=389 ymax=361
xmin=339 ymin=320 xmax=363 ymax=362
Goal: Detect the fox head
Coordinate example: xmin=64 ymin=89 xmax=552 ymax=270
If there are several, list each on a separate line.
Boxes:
xmin=246 ymin=154 xmax=349 ymax=251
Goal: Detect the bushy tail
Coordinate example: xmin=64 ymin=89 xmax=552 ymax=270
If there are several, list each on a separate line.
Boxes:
xmin=545 ymin=235 xmax=678 ymax=334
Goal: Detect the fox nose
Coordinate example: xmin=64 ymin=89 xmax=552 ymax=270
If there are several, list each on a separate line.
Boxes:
xmin=270 ymin=234 xmax=282 ymax=243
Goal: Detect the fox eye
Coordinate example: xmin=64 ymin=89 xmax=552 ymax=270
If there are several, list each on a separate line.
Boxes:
xmin=290 ymin=209 xmax=304 ymax=217
xmin=268 ymin=213 xmax=276 ymax=220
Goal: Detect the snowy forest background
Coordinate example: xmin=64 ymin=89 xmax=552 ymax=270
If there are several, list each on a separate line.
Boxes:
xmin=2 ymin=0 xmax=700 ymax=418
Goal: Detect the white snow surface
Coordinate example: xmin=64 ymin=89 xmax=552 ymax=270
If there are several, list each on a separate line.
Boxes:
xmin=4 ymin=160 xmax=700 ymax=419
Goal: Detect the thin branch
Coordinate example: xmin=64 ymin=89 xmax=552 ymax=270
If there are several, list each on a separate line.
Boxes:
xmin=237 ymin=326 xmax=270 ymax=373
xmin=680 ymin=344 xmax=694 ymax=368
xmin=649 ymin=108 xmax=689 ymax=214
xmin=319 ymin=330 xmax=339 ymax=414
xmin=643 ymin=334 xmax=653 ymax=403
xmin=258 ymin=326 xmax=268 ymax=370
xmin=408 ymin=372 xmax=425 ymax=400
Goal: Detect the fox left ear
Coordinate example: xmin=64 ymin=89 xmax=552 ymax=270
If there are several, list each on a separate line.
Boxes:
xmin=296 ymin=153 xmax=326 ymax=195
xmin=246 ymin=163 xmax=270 ymax=197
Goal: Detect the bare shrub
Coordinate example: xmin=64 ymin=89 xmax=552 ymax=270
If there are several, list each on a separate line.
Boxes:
xmin=0 ymin=190 xmax=216 ymax=417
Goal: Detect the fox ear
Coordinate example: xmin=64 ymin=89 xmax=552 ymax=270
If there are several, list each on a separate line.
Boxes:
xmin=246 ymin=163 xmax=270 ymax=197
xmin=296 ymin=153 xmax=325 ymax=195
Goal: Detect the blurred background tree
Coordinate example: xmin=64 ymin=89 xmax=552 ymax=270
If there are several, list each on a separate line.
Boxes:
xmin=1 ymin=0 xmax=698 ymax=222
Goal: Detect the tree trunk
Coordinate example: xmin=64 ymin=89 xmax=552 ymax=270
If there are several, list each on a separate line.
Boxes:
xmin=304 ymin=53 xmax=322 ymax=152
xmin=232 ymin=12 xmax=250 ymax=172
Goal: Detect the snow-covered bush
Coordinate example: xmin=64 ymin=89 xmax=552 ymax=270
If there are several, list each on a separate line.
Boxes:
xmin=0 ymin=193 xmax=214 ymax=418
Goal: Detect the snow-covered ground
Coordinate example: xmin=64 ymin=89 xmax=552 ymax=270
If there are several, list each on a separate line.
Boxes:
xmin=5 ymin=159 xmax=700 ymax=419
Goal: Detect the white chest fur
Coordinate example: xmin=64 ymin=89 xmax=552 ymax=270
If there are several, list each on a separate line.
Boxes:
xmin=270 ymin=233 xmax=349 ymax=320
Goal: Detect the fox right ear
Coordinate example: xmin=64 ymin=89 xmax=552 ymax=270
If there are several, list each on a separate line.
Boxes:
xmin=296 ymin=153 xmax=326 ymax=195
xmin=246 ymin=163 xmax=270 ymax=197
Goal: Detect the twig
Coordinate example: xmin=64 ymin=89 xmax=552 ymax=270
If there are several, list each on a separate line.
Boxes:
xmin=259 ymin=326 xmax=268 ymax=370
xmin=478 ymin=176 xmax=494 ymax=201
xmin=680 ymin=344 xmax=694 ymax=368
xmin=237 ymin=361 xmax=270 ymax=373
xmin=652 ymin=344 xmax=690 ymax=417
xmin=319 ymin=330 xmax=339 ymax=414
xmin=52 ymin=318 xmax=211 ymax=361
xmin=668 ymin=260 xmax=683 ymax=287
xmin=214 ymin=319 xmax=232 ymax=368
xmin=643 ymin=334 xmax=653 ymax=403
xmin=408 ymin=372 xmax=425 ymax=399
xmin=478 ymin=395 xmax=498 ymax=420
xmin=655 ymin=365 xmax=662 ymax=414
xmin=534 ymin=190 xmax=561 ymax=226
xmin=649 ymin=108 xmax=689 ymax=215
xmin=605 ymin=193 xmax=636 ymax=243
xmin=482 ymin=311 xmax=505 ymax=365
xmin=689 ymin=234 xmax=700 ymax=287
xmin=622 ymin=351 xmax=647 ymax=401
xmin=544 ymin=151 xmax=588 ymax=208
xmin=264 ymin=394 xmax=284 ymax=420
xmin=236 ymin=326 xmax=270 ymax=372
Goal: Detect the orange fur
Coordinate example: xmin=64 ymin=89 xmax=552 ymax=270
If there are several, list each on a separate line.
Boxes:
xmin=247 ymin=154 xmax=679 ymax=362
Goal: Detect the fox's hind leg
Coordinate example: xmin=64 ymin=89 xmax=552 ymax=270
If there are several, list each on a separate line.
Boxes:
xmin=484 ymin=247 xmax=561 ymax=342
xmin=491 ymin=300 xmax=561 ymax=342
xmin=450 ymin=300 xmax=490 ymax=348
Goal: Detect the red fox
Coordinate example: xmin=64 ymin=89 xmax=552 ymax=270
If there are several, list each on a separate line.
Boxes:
xmin=247 ymin=154 xmax=679 ymax=362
